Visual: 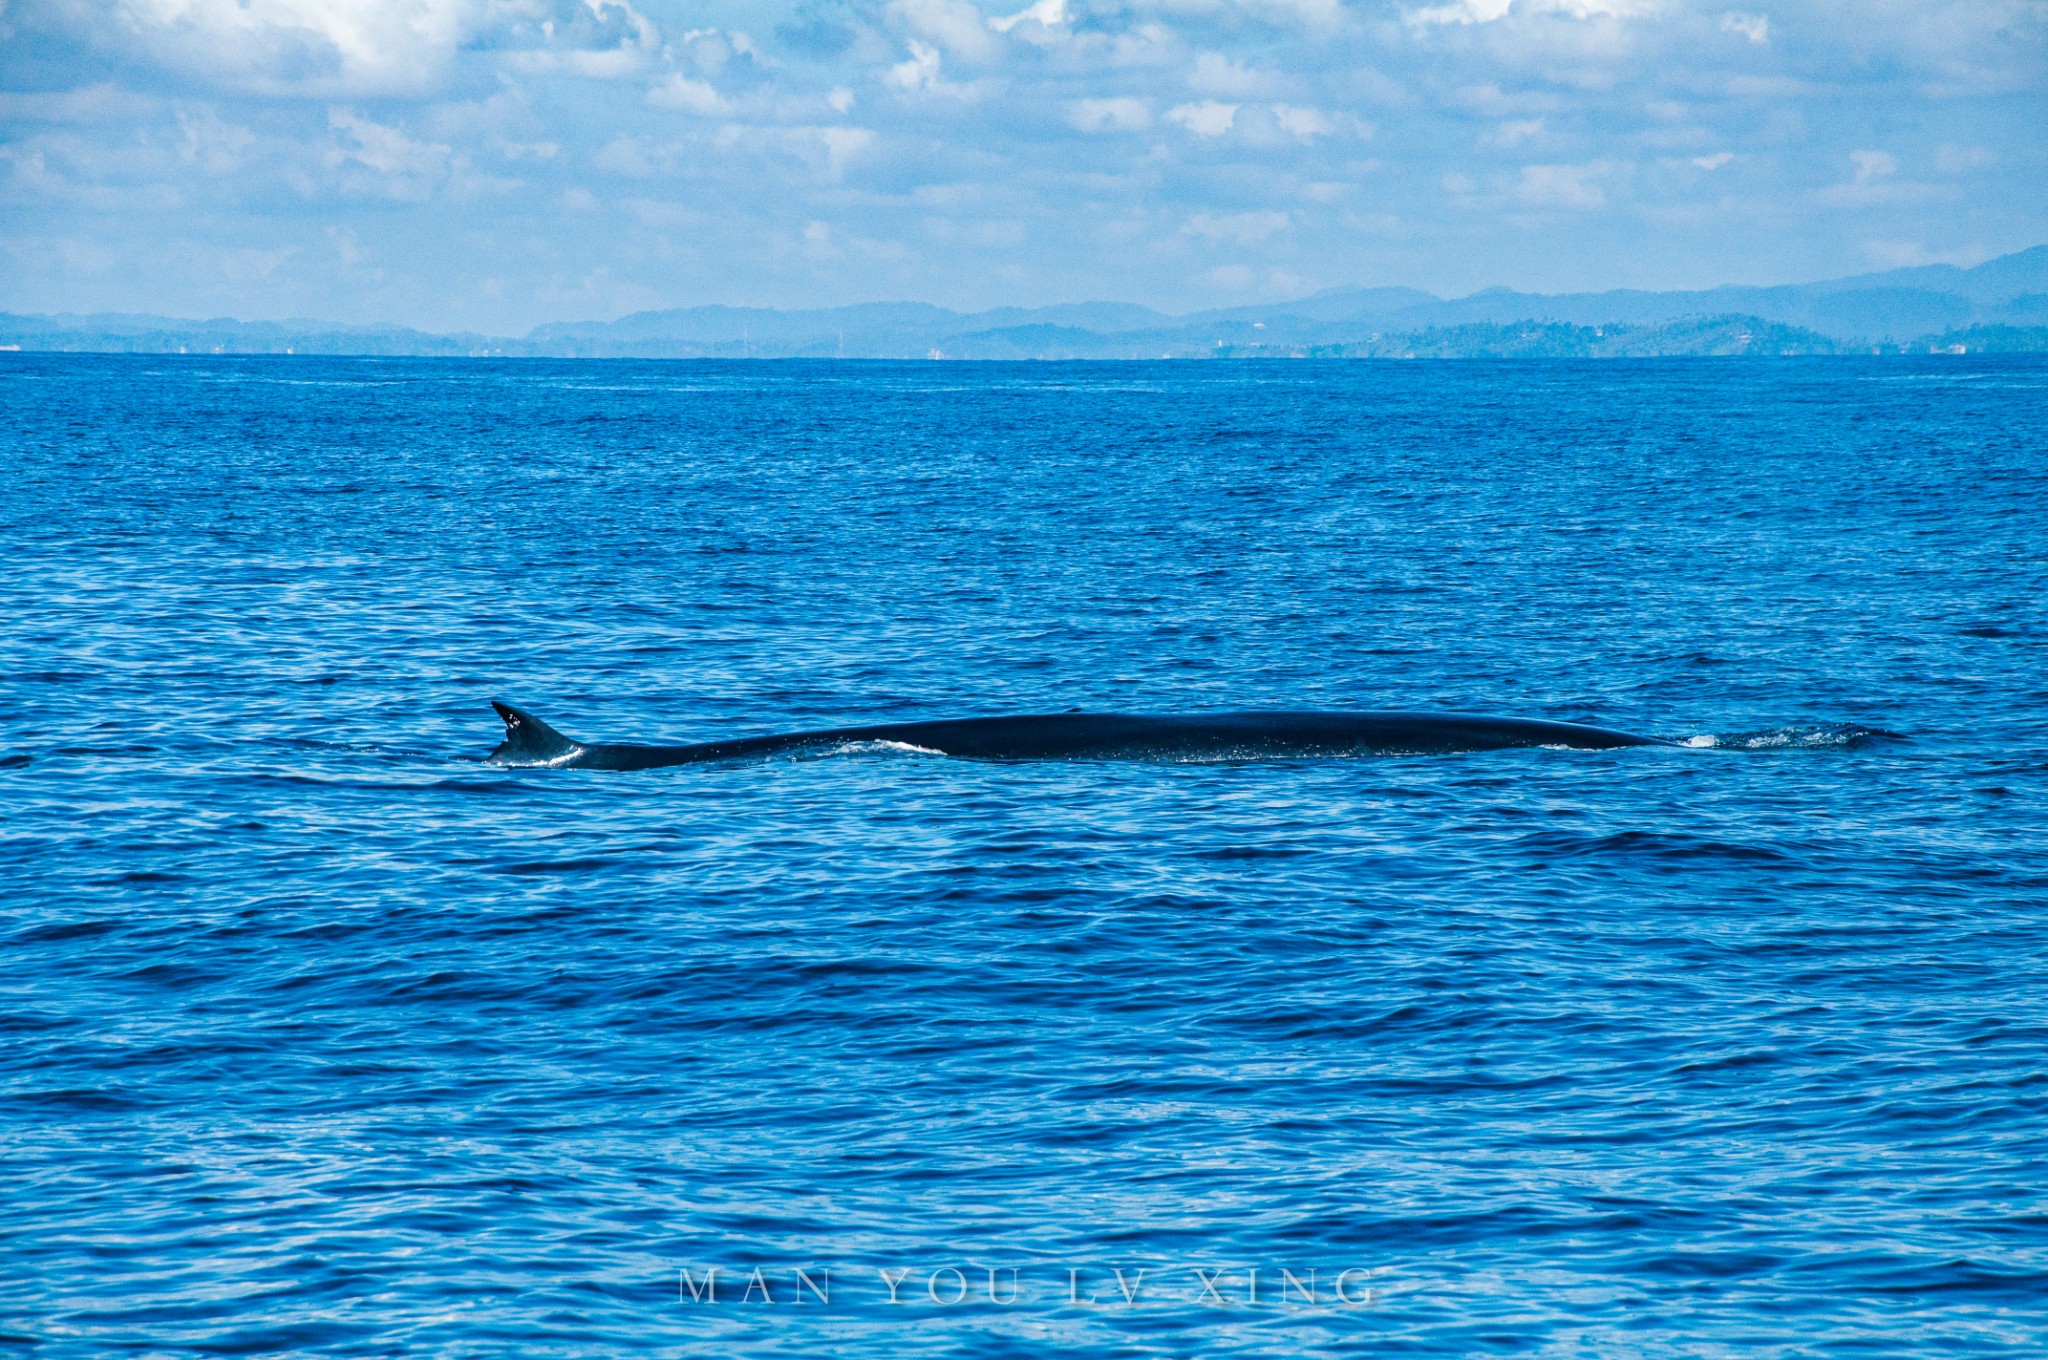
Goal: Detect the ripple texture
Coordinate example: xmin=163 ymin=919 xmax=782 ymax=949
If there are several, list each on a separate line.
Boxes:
xmin=3 ymin=355 xmax=2047 ymax=1357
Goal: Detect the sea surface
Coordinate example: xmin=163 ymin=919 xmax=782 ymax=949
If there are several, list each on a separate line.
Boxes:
xmin=3 ymin=354 xmax=2046 ymax=1357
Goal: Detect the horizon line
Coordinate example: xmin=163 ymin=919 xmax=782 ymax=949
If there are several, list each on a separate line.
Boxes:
xmin=7 ymin=244 xmax=2043 ymax=340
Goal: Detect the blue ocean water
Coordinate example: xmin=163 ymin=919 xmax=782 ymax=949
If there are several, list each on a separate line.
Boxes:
xmin=3 ymin=354 xmax=2046 ymax=1357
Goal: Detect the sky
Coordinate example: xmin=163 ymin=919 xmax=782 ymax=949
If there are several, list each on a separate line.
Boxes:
xmin=1 ymin=0 xmax=2044 ymax=332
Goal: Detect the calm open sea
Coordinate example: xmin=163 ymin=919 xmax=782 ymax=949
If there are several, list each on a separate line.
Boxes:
xmin=3 ymin=355 xmax=2046 ymax=1356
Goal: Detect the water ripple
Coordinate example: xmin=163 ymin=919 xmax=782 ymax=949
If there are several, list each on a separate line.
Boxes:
xmin=2 ymin=355 xmax=2045 ymax=1357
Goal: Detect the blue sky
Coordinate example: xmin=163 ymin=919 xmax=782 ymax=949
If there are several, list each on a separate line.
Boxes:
xmin=1 ymin=0 xmax=2043 ymax=331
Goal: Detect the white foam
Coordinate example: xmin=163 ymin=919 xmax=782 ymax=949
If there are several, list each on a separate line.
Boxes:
xmin=827 ymin=740 xmax=945 ymax=757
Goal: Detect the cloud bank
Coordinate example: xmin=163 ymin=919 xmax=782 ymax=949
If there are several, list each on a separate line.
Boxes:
xmin=1 ymin=0 xmax=2043 ymax=330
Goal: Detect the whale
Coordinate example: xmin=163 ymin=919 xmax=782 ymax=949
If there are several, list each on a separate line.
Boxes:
xmin=483 ymin=701 xmax=1676 ymax=770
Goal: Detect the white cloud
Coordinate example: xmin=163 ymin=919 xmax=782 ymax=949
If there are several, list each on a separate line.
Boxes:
xmin=111 ymin=0 xmax=485 ymax=95
xmin=1408 ymin=0 xmax=1654 ymax=24
xmin=1183 ymin=210 xmax=1290 ymax=242
xmin=883 ymin=34 xmax=988 ymax=97
xmin=1515 ymin=161 xmax=1608 ymax=208
xmin=888 ymin=0 xmax=997 ymax=62
xmin=1190 ymin=53 xmax=1276 ymax=97
xmin=1719 ymin=11 xmax=1769 ymax=44
xmin=818 ymin=126 xmax=877 ymax=177
xmin=7 ymin=0 xmax=2048 ymax=330
xmin=1259 ymin=0 xmax=1347 ymax=28
xmin=176 ymin=106 xmax=256 ymax=174
xmin=328 ymin=225 xmax=372 ymax=271
xmin=506 ymin=0 xmax=660 ymax=79
xmin=802 ymin=219 xmax=839 ymax=260
xmin=219 ymin=245 xmax=298 ymax=281
xmin=1067 ymin=97 xmax=1151 ymax=132
xmin=328 ymin=107 xmax=445 ymax=178
xmin=1454 ymin=83 xmax=1563 ymax=117
xmin=647 ymin=75 xmax=729 ymax=117
xmin=1166 ymin=100 xmax=1239 ymax=136
xmin=1270 ymin=104 xmax=1335 ymax=139
xmin=1094 ymin=21 xmax=1178 ymax=68
xmin=885 ymin=41 xmax=935 ymax=90
xmin=327 ymin=106 xmax=450 ymax=198
xmin=675 ymin=27 xmax=754 ymax=76
xmin=1548 ymin=0 xmax=1655 ymax=16
xmin=988 ymin=0 xmax=1067 ymax=35
xmin=91 ymin=0 xmax=675 ymax=95
xmin=1484 ymin=118 xmax=1545 ymax=148
xmin=1408 ymin=0 xmax=1513 ymax=25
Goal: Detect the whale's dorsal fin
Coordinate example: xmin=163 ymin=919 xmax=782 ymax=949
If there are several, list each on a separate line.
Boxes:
xmin=488 ymin=701 xmax=582 ymax=766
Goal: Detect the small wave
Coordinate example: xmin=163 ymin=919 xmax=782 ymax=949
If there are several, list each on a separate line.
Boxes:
xmin=1681 ymin=724 xmax=1908 ymax=751
xmin=808 ymin=739 xmax=945 ymax=759
xmin=489 ymin=857 xmax=620 ymax=876
xmin=1515 ymin=829 xmax=1800 ymax=864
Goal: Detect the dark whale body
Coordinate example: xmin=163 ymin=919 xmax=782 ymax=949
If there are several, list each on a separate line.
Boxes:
xmin=484 ymin=701 xmax=1674 ymax=770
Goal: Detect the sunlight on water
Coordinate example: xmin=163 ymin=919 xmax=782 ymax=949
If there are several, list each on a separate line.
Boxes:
xmin=2 ymin=354 xmax=2045 ymax=1357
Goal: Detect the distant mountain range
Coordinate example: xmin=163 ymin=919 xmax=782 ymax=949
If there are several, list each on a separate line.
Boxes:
xmin=7 ymin=247 xmax=2047 ymax=360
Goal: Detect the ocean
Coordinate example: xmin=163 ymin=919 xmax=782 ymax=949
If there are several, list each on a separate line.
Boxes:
xmin=4 ymin=354 xmax=2045 ymax=1356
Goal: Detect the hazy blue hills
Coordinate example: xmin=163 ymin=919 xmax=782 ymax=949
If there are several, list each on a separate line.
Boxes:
xmin=6 ymin=247 xmax=2046 ymax=360
xmin=0 ymin=312 xmax=512 ymax=357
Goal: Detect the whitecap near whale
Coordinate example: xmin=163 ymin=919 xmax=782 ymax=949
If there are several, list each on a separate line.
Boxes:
xmin=482 ymin=701 xmax=1676 ymax=770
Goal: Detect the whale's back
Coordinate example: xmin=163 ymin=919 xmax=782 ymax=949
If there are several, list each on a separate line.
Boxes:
xmin=483 ymin=704 xmax=1672 ymax=768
